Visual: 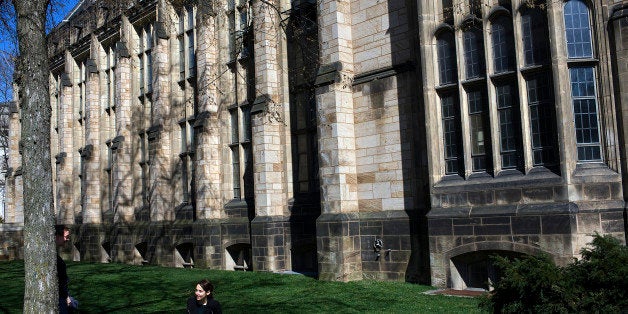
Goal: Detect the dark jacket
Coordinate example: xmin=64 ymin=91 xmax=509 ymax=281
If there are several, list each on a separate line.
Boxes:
xmin=186 ymin=296 xmax=222 ymax=314
xmin=57 ymin=254 xmax=69 ymax=300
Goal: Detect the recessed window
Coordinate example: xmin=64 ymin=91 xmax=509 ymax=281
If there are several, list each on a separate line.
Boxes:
xmin=463 ymin=29 xmax=485 ymax=79
xmin=491 ymin=15 xmax=514 ymax=73
xmin=437 ymin=32 xmax=457 ymax=85
xmin=564 ymin=0 xmax=593 ymax=59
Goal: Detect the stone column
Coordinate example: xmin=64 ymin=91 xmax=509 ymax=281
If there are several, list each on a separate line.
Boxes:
xmin=188 ymin=2 xmax=226 ymax=269
xmin=194 ymin=2 xmax=223 ymax=221
xmin=150 ymin=3 xmax=174 ymax=222
xmin=314 ymin=0 xmax=362 ymax=281
xmin=610 ymin=7 xmax=628 ymax=243
xmin=250 ymin=0 xmax=291 ymax=272
xmin=112 ymin=29 xmax=134 ymax=223
xmin=56 ymin=53 xmax=76 ymax=225
xmin=5 ymin=99 xmax=22 ymax=223
xmin=82 ymin=43 xmax=102 ymax=224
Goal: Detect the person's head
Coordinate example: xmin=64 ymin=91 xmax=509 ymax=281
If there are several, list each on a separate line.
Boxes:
xmin=55 ymin=225 xmax=70 ymax=247
xmin=194 ymin=279 xmax=214 ymax=304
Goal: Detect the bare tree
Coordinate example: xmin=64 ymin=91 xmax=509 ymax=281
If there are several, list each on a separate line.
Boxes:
xmin=11 ymin=0 xmax=56 ymax=312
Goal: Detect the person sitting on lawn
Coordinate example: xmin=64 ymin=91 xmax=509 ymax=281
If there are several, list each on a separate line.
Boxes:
xmin=187 ymin=279 xmax=222 ymax=314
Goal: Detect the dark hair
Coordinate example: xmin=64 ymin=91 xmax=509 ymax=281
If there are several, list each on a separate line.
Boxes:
xmin=55 ymin=225 xmax=69 ymax=236
xmin=198 ymin=279 xmax=214 ymax=294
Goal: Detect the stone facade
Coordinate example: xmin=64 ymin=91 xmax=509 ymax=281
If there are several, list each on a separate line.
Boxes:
xmin=2 ymin=0 xmax=627 ymax=289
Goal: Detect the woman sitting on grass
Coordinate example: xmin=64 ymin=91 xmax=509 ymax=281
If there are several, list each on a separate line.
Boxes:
xmin=187 ymin=279 xmax=222 ymax=314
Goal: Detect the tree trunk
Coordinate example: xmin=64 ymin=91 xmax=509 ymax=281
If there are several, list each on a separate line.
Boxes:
xmin=13 ymin=0 xmax=57 ymax=313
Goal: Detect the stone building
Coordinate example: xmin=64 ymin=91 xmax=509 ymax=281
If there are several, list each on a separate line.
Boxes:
xmin=2 ymin=0 xmax=627 ymax=289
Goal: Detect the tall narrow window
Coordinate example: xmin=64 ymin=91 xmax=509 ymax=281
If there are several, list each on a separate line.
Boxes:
xmin=137 ymin=23 xmax=153 ymax=95
xmin=521 ymin=8 xmax=549 ymax=66
xmin=496 ymin=82 xmax=521 ymax=169
xmin=177 ymin=5 xmax=197 ymax=207
xmin=437 ymin=32 xmax=457 ymax=85
xmin=77 ymin=60 xmax=87 ymax=124
xmin=564 ymin=0 xmax=593 ymax=59
xmin=570 ymin=67 xmax=601 ymax=161
xmin=564 ymin=0 xmax=600 ymax=161
xmin=180 ymin=122 xmax=194 ymax=203
xmin=178 ymin=5 xmax=196 ymax=81
xmin=230 ymin=109 xmax=241 ymax=198
xmin=106 ymin=143 xmax=114 ymax=212
xmin=105 ymin=45 xmax=117 ymax=109
xmin=139 ymin=133 xmax=149 ymax=207
xmin=491 ymin=16 xmax=514 ymax=73
xmin=527 ymin=74 xmax=556 ymax=166
xmin=463 ymin=29 xmax=485 ymax=79
xmin=468 ymin=89 xmax=490 ymax=172
xmin=442 ymin=95 xmax=462 ymax=174
xmin=469 ymin=0 xmax=482 ymax=17
xmin=441 ymin=0 xmax=453 ymax=23
xmin=436 ymin=29 xmax=462 ymax=175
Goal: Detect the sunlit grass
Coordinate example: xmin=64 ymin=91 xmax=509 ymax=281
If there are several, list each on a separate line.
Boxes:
xmin=0 ymin=260 xmax=484 ymax=313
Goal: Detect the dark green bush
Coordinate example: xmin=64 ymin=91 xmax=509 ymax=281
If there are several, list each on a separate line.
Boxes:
xmin=480 ymin=234 xmax=628 ymax=314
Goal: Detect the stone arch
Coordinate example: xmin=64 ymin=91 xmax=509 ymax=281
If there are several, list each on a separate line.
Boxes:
xmin=444 ymin=241 xmax=551 ymax=290
xmin=174 ymin=242 xmax=195 ymax=268
xmin=225 ymin=242 xmax=251 ymax=271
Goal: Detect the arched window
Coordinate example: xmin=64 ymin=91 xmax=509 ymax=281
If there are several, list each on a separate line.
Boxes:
xmin=491 ymin=15 xmax=514 ymax=73
xmin=463 ymin=29 xmax=485 ymax=79
xmin=437 ymin=31 xmax=457 ymax=85
xmin=521 ymin=8 xmax=549 ymax=66
xmin=564 ymin=0 xmax=593 ymax=59
xmin=436 ymin=29 xmax=463 ymax=175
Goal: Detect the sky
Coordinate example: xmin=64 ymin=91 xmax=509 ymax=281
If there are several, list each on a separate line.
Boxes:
xmin=0 ymin=0 xmax=80 ymax=102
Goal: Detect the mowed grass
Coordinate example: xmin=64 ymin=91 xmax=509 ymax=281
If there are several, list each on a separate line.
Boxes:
xmin=0 ymin=260 xmax=484 ymax=313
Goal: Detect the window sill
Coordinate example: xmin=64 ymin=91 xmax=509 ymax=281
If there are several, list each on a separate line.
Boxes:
xmin=434 ymin=166 xmax=562 ymax=192
xmin=572 ymin=162 xmax=620 ymax=182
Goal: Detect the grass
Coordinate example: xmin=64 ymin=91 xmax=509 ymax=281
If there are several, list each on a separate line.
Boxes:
xmin=0 ymin=260 xmax=484 ymax=313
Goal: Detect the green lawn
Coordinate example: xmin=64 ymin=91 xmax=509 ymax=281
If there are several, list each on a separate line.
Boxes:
xmin=0 ymin=260 xmax=484 ymax=313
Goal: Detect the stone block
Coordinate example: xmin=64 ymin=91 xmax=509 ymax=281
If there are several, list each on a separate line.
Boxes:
xmin=495 ymin=189 xmax=522 ymax=204
xmin=541 ymin=215 xmax=572 ymax=234
xmin=468 ymin=190 xmax=494 ymax=206
xmin=440 ymin=193 xmax=468 ymax=207
xmin=512 ymin=216 xmax=541 ymax=234
xmin=583 ymin=183 xmax=610 ymax=200
xmin=453 ymin=225 xmax=473 ymax=235
xmin=482 ymin=217 xmax=510 ymax=225
xmin=452 ymin=217 xmax=481 ymax=225
xmin=475 ymin=224 xmax=511 ymax=236
xmin=428 ymin=219 xmax=452 ymax=236
xmin=576 ymin=213 xmax=601 ymax=234
xmin=522 ymin=187 xmax=554 ymax=202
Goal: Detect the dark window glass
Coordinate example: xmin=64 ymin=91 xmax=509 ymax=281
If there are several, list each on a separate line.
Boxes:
xmin=521 ymin=9 xmax=549 ymax=66
xmin=496 ymin=82 xmax=521 ymax=169
xmin=230 ymin=109 xmax=239 ymax=144
xmin=442 ymin=0 xmax=453 ymax=23
xmin=231 ymin=147 xmax=241 ymax=198
xmin=569 ymin=67 xmax=601 ymax=161
xmin=441 ymin=94 xmax=463 ymax=174
xmin=437 ymin=32 xmax=457 ymax=85
xmin=491 ymin=16 xmax=514 ymax=73
xmin=527 ymin=73 xmax=557 ymax=166
xmin=463 ymin=30 xmax=485 ymax=79
xmin=468 ymin=89 xmax=489 ymax=171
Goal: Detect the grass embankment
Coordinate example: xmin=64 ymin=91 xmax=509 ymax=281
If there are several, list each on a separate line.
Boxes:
xmin=0 ymin=260 xmax=483 ymax=313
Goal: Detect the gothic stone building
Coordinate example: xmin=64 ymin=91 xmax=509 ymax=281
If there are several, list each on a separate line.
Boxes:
xmin=3 ymin=0 xmax=628 ymax=289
